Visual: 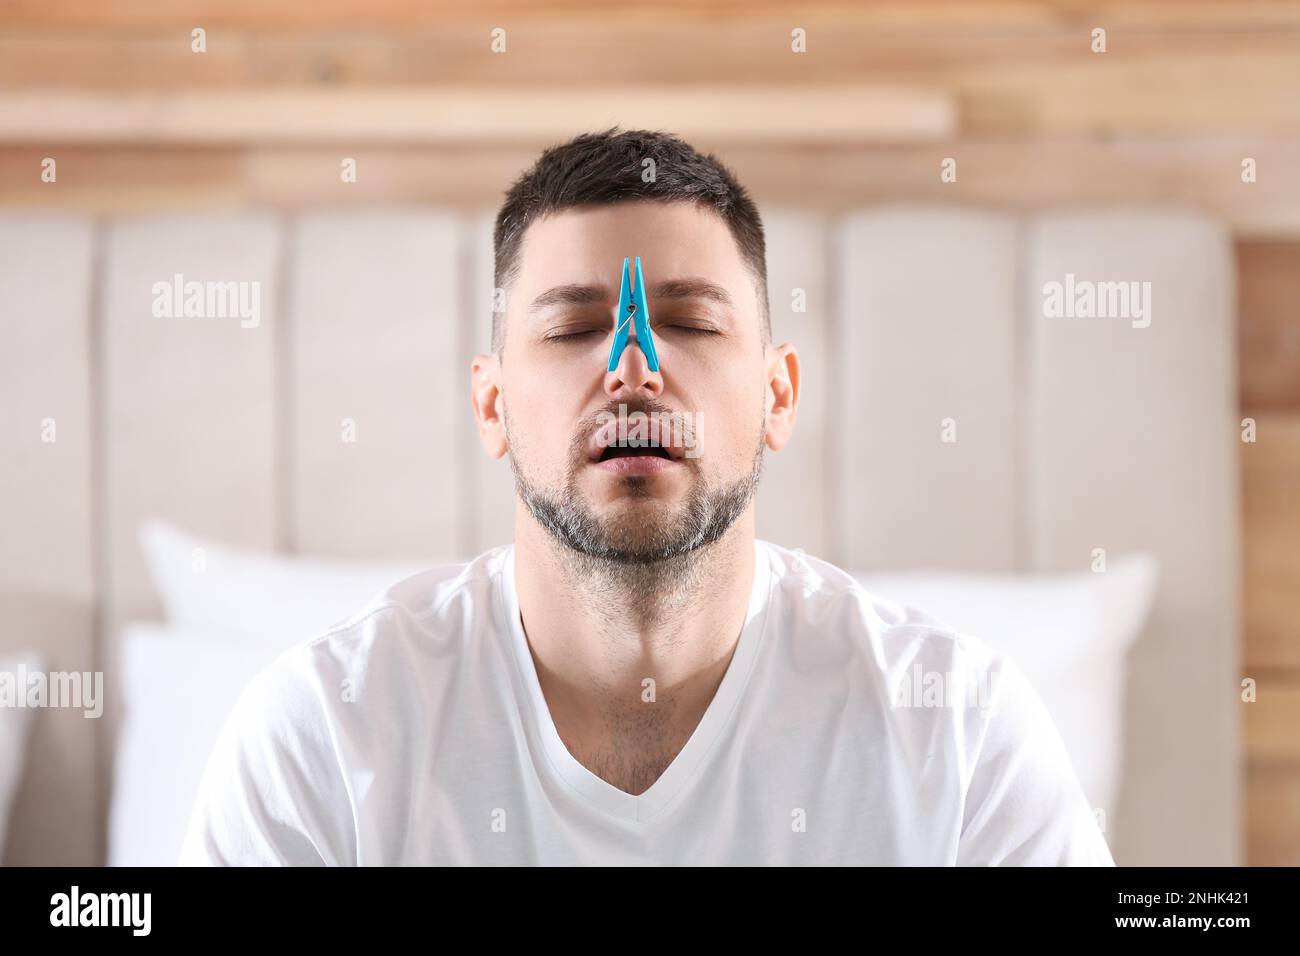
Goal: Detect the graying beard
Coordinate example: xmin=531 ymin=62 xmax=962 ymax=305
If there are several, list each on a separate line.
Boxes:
xmin=504 ymin=398 xmax=765 ymax=619
xmin=516 ymin=467 xmax=759 ymax=565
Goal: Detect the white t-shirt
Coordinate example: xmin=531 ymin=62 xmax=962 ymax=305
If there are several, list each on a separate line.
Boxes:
xmin=180 ymin=540 xmax=1113 ymax=866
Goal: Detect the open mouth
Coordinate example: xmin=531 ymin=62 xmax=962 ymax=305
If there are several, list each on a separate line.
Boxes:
xmin=597 ymin=443 xmax=672 ymax=462
xmin=585 ymin=414 xmax=687 ymax=469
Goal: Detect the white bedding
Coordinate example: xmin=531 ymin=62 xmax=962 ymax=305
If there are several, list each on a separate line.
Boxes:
xmin=0 ymin=652 xmax=42 ymax=861
xmin=107 ymin=626 xmax=281 ymax=866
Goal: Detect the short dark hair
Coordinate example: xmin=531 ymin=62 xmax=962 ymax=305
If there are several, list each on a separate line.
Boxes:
xmin=492 ymin=127 xmax=770 ymax=353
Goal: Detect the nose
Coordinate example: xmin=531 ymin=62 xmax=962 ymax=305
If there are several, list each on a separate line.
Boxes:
xmin=604 ymin=314 xmax=664 ymax=400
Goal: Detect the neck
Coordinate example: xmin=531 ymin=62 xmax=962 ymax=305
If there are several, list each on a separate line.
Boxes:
xmin=512 ymin=502 xmax=757 ymax=728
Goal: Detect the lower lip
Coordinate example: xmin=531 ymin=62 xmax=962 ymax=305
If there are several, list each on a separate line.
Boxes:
xmin=590 ymin=455 xmax=681 ymax=475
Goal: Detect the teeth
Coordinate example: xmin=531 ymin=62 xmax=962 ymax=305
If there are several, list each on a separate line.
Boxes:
xmin=589 ymin=414 xmax=685 ymax=462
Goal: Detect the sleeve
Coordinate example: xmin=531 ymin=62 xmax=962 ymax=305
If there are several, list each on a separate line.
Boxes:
xmin=179 ymin=649 xmax=356 ymax=866
xmin=955 ymin=655 xmax=1114 ymax=866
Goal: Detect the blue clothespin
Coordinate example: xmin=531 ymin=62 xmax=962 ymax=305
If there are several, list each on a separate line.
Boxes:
xmin=607 ymin=256 xmax=660 ymax=373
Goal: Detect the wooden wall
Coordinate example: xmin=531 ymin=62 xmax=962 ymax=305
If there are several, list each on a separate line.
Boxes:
xmin=0 ymin=1 xmax=1298 ymax=231
xmin=1239 ymin=241 xmax=1300 ymax=867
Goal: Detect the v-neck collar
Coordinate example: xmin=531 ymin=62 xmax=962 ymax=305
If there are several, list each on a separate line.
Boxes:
xmin=496 ymin=540 xmax=774 ymax=825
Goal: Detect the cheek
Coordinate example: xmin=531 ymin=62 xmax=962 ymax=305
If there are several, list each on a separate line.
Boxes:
xmin=504 ymin=394 xmax=580 ymax=475
xmin=506 ymin=343 xmax=608 ymax=427
xmin=693 ymin=372 xmax=764 ymax=462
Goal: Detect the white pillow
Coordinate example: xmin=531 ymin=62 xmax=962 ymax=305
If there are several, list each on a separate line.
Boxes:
xmin=108 ymin=624 xmax=284 ymax=866
xmin=0 ymin=652 xmax=42 ymax=861
xmin=139 ymin=520 xmax=433 ymax=647
xmin=857 ymin=553 xmax=1157 ymax=829
xmin=117 ymin=524 xmax=446 ymax=864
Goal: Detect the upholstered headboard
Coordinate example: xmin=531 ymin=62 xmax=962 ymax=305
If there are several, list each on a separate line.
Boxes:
xmin=0 ymin=205 xmax=1239 ymax=865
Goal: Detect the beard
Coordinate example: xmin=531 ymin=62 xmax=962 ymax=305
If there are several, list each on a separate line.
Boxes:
xmin=504 ymin=399 xmax=765 ymax=568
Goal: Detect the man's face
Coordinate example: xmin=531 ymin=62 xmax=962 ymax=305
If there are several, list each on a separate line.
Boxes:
xmin=496 ymin=200 xmax=768 ymax=563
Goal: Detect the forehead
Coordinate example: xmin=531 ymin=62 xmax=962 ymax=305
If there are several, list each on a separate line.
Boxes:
xmin=513 ymin=201 xmax=753 ymax=308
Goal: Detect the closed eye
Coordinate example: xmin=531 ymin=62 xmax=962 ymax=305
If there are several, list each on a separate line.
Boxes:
xmin=660 ymin=324 xmax=719 ymax=336
xmin=544 ymin=328 xmax=605 ymax=342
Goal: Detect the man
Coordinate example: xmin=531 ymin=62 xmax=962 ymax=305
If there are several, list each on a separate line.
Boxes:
xmin=181 ymin=128 xmax=1112 ymax=866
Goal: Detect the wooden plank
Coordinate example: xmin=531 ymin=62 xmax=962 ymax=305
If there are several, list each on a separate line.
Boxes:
xmin=1246 ymin=766 xmax=1300 ymax=866
xmin=1242 ymin=413 xmax=1300 ymax=671
xmin=1026 ymin=210 xmax=1240 ymax=865
xmin=1238 ymin=242 xmax=1300 ymax=410
xmin=5 ymin=25 xmax=1299 ymax=89
xmin=0 ymin=87 xmax=956 ymax=145
xmin=0 ymin=147 xmax=247 ymax=213
xmin=953 ymin=35 xmax=1300 ymax=137
xmin=1244 ymin=676 xmax=1300 ymax=765
xmin=289 ymin=211 xmax=463 ymax=560
xmin=3 ymin=1 xmax=1298 ymax=32
xmin=179 ymin=137 xmax=1300 ymax=239
xmin=832 ymin=208 xmax=1020 ymax=571
xmin=245 ymin=146 xmax=533 ymax=211
xmin=721 ymin=140 xmax=1300 ymax=235
xmin=0 ymin=216 xmax=97 ymax=864
xmin=0 ymin=25 xmax=1296 ymax=140
xmin=6 ymin=140 xmax=1298 ymax=238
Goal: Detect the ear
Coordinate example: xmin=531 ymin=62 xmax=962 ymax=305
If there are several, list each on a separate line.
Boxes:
xmin=763 ymin=342 xmax=800 ymax=452
xmin=470 ymin=352 xmax=508 ymax=459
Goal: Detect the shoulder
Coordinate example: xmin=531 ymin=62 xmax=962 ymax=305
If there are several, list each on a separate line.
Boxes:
xmin=216 ymin=545 xmax=512 ymax=764
xmin=273 ymin=545 xmax=511 ymax=684
xmin=754 ymin=543 xmax=1109 ymax=863
xmin=312 ymin=544 xmax=511 ymax=642
xmin=756 ymin=540 xmax=1006 ymax=693
xmin=180 ymin=547 xmax=513 ymax=865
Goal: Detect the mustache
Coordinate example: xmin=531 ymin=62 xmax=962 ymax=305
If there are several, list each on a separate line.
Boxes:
xmin=570 ymin=398 xmax=691 ymax=463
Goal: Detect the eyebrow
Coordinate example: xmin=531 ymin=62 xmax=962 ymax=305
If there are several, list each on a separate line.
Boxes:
xmin=527 ymin=277 xmax=734 ymax=316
